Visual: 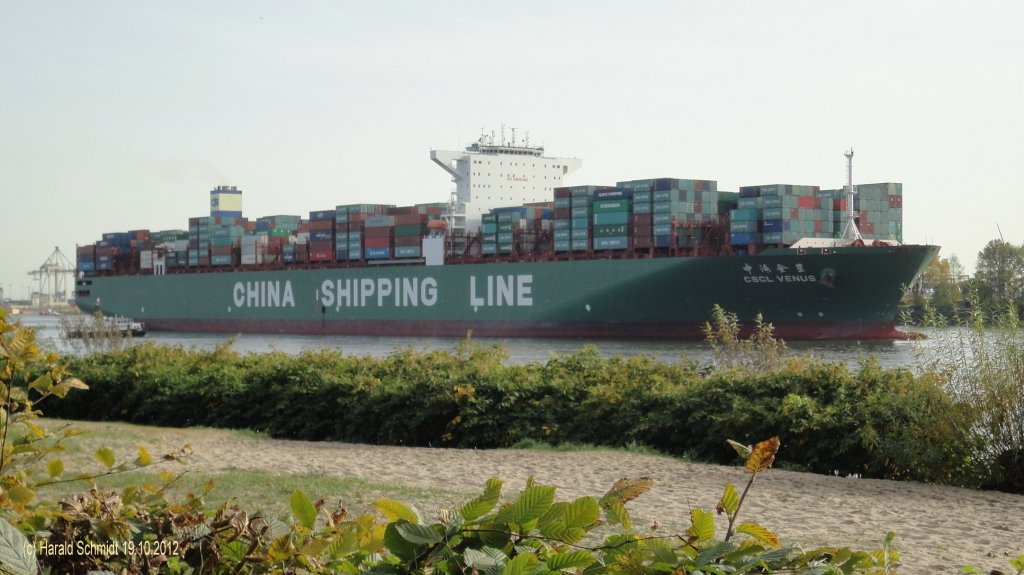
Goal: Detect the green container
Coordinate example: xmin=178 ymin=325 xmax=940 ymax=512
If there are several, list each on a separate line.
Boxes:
xmin=594 ymin=212 xmax=628 ymax=225
xmin=593 ymin=200 xmax=629 ymax=212
xmin=571 ymin=217 xmax=589 ymax=229
xmin=394 ymin=224 xmax=423 ymax=236
xmin=593 ymin=224 xmax=628 ymax=237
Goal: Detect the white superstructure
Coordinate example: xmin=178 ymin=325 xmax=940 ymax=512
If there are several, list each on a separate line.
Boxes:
xmin=431 ymin=128 xmax=582 ymax=234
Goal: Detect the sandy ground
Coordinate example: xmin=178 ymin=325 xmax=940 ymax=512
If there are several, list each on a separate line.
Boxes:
xmin=46 ymin=419 xmax=1023 ymax=574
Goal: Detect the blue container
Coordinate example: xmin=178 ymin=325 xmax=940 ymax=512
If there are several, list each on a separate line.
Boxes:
xmin=633 ymin=202 xmax=652 ymax=214
xmin=553 ymin=219 xmax=570 ymax=230
xmin=654 ymin=235 xmax=672 ymax=248
xmin=571 ymin=228 xmax=590 ymax=240
xmin=762 ymin=219 xmax=784 ymax=233
xmin=481 ymin=243 xmax=497 ymax=255
xmin=78 ymin=261 xmax=96 ymax=272
xmin=593 ymin=237 xmax=629 ymax=250
xmin=364 ymin=247 xmax=391 ymax=260
xmin=309 ymin=210 xmax=334 ymax=221
xmin=653 ymin=213 xmax=672 ymax=225
xmin=730 ymin=232 xmax=764 ymax=245
xmin=554 ymin=230 xmax=570 ymax=241
xmin=553 ymin=240 xmax=571 ymax=252
xmin=395 ymin=246 xmax=421 ymax=258
xmin=310 ymin=229 xmax=334 ymax=241
xmin=335 ymin=249 xmax=348 ymax=260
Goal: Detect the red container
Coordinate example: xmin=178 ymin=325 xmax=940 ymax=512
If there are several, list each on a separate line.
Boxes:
xmin=335 ymin=223 xmax=349 ymax=233
xmin=860 ymin=222 xmax=875 ymax=234
xmin=554 ymin=188 xmax=572 ymax=198
xmin=364 ymin=237 xmax=391 ymax=249
xmin=790 ymin=208 xmax=800 ymax=220
xmin=634 ymin=237 xmax=653 ymax=248
xmin=309 ymin=249 xmax=333 ymax=261
xmin=394 ymin=235 xmax=420 ymax=247
xmin=365 ymin=227 xmax=391 ymax=239
xmin=555 ymin=208 xmax=571 ymax=219
xmin=814 ymin=220 xmax=822 ymax=233
xmin=390 ymin=206 xmax=418 ymax=216
xmin=797 ymin=196 xmax=819 ymax=209
xmin=309 ymin=239 xmax=333 ymax=251
xmin=348 ymin=213 xmax=369 ymax=224
xmin=394 ymin=213 xmax=424 ymax=226
xmin=633 ymin=225 xmax=653 ymax=237
xmin=888 ymin=195 xmax=902 ymax=208
xmin=632 ymin=214 xmax=652 ymax=226
xmin=309 ymin=219 xmax=333 ymax=231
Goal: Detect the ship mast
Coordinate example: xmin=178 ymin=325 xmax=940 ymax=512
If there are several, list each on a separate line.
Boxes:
xmin=840 ymin=148 xmax=863 ymax=241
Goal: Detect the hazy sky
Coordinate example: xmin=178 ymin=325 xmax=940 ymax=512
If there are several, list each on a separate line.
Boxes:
xmin=2 ymin=1 xmax=1021 ymax=300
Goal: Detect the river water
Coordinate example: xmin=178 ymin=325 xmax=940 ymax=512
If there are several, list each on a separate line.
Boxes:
xmin=13 ymin=314 xmax=944 ymax=371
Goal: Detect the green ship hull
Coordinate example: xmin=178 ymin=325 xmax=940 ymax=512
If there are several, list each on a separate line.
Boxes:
xmin=74 ymin=244 xmax=938 ymax=340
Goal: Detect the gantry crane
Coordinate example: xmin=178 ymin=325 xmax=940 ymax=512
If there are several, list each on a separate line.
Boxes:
xmin=28 ymin=247 xmax=76 ymax=309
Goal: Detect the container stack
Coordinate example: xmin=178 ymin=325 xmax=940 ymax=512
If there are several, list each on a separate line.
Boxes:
xmin=731 ymin=184 xmax=829 ymax=246
xmin=591 ymin=189 xmax=631 ymax=251
xmin=210 ymin=220 xmax=244 ymax=266
xmin=552 ymin=188 xmax=571 ymax=252
xmin=389 ymin=206 xmax=427 ymax=259
xmin=77 ymin=245 xmax=96 ymax=273
xmin=821 ymin=183 xmax=903 ymax=242
xmin=307 ymin=210 xmax=335 ymax=262
xmin=363 ymin=215 xmax=395 ymax=260
xmin=343 ymin=204 xmax=393 ymax=261
xmin=619 ymin=178 xmax=719 ymax=248
xmin=188 ymin=217 xmax=214 ymax=267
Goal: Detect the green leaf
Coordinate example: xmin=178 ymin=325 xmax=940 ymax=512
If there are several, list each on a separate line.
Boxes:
xmin=495 ymin=485 xmax=556 ymax=526
xmin=735 ymin=522 xmax=780 ymax=548
xmin=135 ymin=445 xmax=153 ymax=466
xmin=717 ymin=483 xmax=739 ymax=516
xmin=545 ymin=550 xmax=594 ymax=571
xmin=726 ymin=439 xmax=752 ymax=459
xmin=687 ymin=508 xmax=715 ymax=542
xmin=602 ymin=498 xmax=631 ymax=530
xmin=382 ymin=523 xmax=420 ymax=561
xmin=46 ymin=458 xmax=64 ymax=478
xmin=502 ymin=551 xmax=538 ymax=575
xmin=564 ymin=496 xmax=600 ymax=529
xmin=464 ymin=547 xmax=506 ymax=575
xmin=290 ymin=490 xmax=317 ymax=529
xmin=394 ymin=520 xmax=442 ymax=545
xmin=460 ymin=477 xmax=503 ymax=522
xmin=374 ymin=498 xmax=419 ymax=523
xmin=28 ymin=374 xmax=53 ymax=393
xmin=94 ymin=447 xmax=116 ymax=469
xmin=0 ymin=518 xmax=37 ymax=575
xmin=9 ymin=486 xmax=34 ymax=505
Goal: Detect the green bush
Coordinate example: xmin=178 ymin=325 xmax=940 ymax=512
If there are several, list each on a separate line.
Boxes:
xmin=41 ymin=337 xmax=986 ymax=488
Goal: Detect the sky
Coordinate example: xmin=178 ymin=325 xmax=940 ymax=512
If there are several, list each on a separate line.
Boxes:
xmin=2 ymin=1 xmax=1021 ymax=300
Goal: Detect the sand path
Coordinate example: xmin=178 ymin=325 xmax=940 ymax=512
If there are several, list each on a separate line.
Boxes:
xmin=52 ymin=420 xmax=1024 ymax=574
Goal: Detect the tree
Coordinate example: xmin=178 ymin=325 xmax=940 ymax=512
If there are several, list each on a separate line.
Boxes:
xmin=902 ymin=252 xmax=965 ymax=322
xmin=972 ymin=240 xmax=1024 ymax=313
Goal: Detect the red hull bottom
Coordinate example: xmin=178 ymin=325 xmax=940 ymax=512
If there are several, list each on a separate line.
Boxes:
xmin=142 ymin=318 xmax=913 ymax=341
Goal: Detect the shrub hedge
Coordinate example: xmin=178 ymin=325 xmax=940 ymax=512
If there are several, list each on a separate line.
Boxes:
xmin=42 ymin=340 xmax=984 ymax=487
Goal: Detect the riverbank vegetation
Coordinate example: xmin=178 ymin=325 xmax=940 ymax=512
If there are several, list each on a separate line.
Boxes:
xmin=3 ymin=311 xmax=944 ymax=574
xmin=31 ymin=303 xmax=1019 ymax=494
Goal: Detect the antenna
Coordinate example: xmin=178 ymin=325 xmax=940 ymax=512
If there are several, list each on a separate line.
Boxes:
xmin=997 ymin=223 xmax=1004 ymax=242
xmin=840 ymin=148 xmax=863 ymax=241
xmin=510 ymin=127 xmax=517 ymax=147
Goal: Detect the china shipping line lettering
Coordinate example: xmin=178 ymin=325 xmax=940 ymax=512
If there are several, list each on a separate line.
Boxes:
xmin=233 ymin=275 xmax=535 ymax=310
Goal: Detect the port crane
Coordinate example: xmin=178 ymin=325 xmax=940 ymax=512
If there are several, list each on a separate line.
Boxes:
xmin=28 ymin=247 xmax=76 ymax=309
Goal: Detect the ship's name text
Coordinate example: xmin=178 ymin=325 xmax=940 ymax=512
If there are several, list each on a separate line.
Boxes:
xmin=743 ymin=274 xmax=817 ymax=284
xmin=320 ymin=277 xmax=438 ymax=308
xmin=233 ymin=281 xmax=296 ymax=308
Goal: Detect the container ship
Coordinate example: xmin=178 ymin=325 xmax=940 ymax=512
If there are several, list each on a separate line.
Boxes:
xmin=74 ymin=138 xmax=937 ymax=340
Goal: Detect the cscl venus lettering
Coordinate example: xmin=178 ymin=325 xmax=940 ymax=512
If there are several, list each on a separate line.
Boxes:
xmin=233 ymin=281 xmax=295 ymax=308
xmin=320 ymin=277 xmax=438 ymax=309
xmin=469 ymin=274 xmax=533 ymax=307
